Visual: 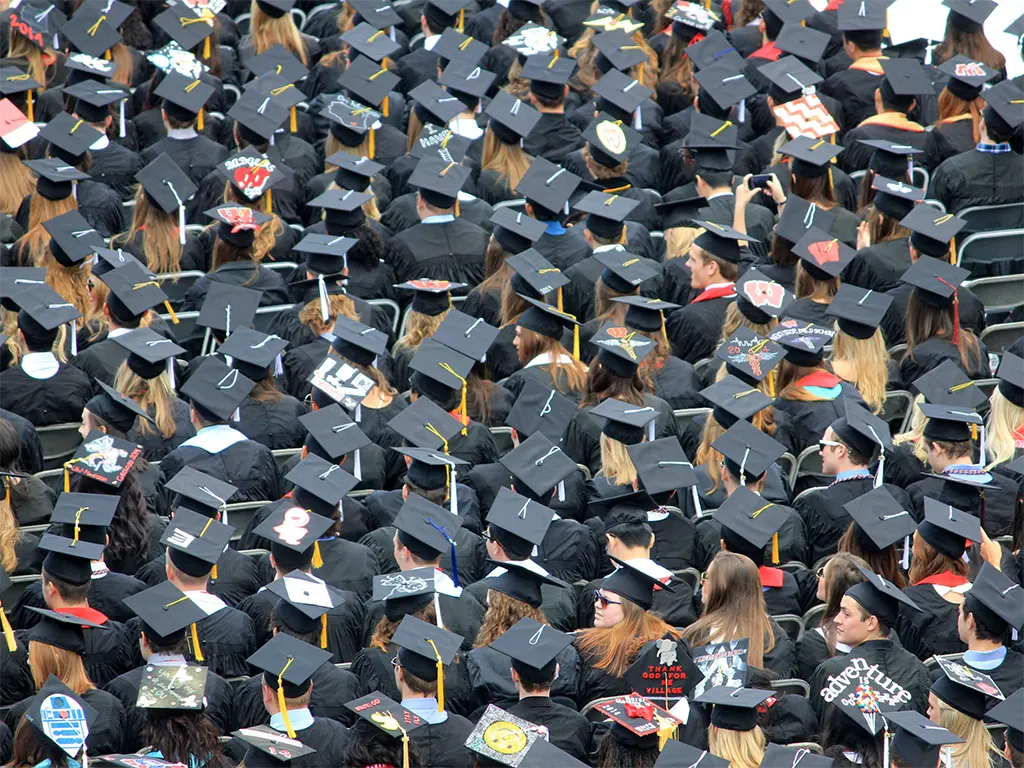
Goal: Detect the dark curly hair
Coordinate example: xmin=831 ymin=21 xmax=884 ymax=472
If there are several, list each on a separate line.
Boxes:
xmin=346 ymin=221 xmax=388 ymax=270
xmin=143 ymin=710 xmax=230 ymax=768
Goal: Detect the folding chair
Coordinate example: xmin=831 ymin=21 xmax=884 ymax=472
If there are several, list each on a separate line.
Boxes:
xmin=772 ymin=614 xmax=805 ymax=641
xmin=36 ymin=423 xmax=85 ymax=470
xmin=789 ymin=446 xmax=834 ymax=494
xmin=489 ymin=426 xmax=515 ymax=457
xmin=673 ymin=407 xmax=711 ymax=435
xmin=366 ymin=298 xmax=401 ymax=333
xmin=980 ymin=322 xmax=1024 ymax=355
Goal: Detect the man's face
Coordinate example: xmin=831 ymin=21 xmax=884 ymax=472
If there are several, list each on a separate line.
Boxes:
xmin=835 ymin=595 xmax=872 ymax=646
xmin=818 ymin=427 xmax=845 ymax=474
xmin=957 ymin=601 xmax=971 ymax=644
xmin=686 ymin=247 xmax=713 ymax=290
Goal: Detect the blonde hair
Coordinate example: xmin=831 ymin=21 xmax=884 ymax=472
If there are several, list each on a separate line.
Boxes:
xmin=14 ymin=193 xmax=77 ymax=266
xmin=324 ymin=132 xmax=376 ymax=169
xmin=298 ymin=292 xmax=358 ymax=337
xmin=42 ymin=253 xmax=104 ymax=339
xmin=395 ymin=309 xmax=447 ymax=351
xmin=932 ymin=696 xmax=1002 ymax=768
xmin=893 ymin=394 xmax=929 ymax=463
xmin=113 ymin=363 xmax=177 ymax=439
xmin=985 ymin=388 xmax=1024 ymax=469
xmin=829 ymin=329 xmax=889 ymax=414
xmin=111 ymin=186 xmax=183 ymax=275
xmin=0 ymin=151 xmax=36 ymax=217
xmin=599 ymin=433 xmax=638 ymax=486
xmin=7 ymin=30 xmax=51 ymax=86
xmin=708 ymin=725 xmax=766 ymax=768
xmin=664 ymin=226 xmax=701 ymax=260
xmin=0 ymin=490 xmax=23 ymax=573
xmin=28 ymin=641 xmax=95 ymax=695
xmin=481 ymin=129 xmax=532 ymax=193
xmin=248 ymin=0 xmax=308 ymax=65
xmin=795 ymin=261 xmax=839 ymax=302
xmin=324 ymin=179 xmax=381 ymax=220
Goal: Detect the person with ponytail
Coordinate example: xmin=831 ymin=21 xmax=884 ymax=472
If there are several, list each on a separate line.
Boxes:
xmin=216 ymin=328 xmax=306 ymax=450
xmin=110 ymin=152 xmax=205 ymax=274
xmin=239 ymin=0 xmax=320 ymax=73
xmin=827 ymin=284 xmax=894 ymax=414
xmin=476 ymin=93 xmax=538 ymax=205
xmin=180 ymin=204 xmax=291 ymax=311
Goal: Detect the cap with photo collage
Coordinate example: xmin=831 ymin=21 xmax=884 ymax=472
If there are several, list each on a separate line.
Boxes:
xmin=408 ymin=155 xmax=470 ymax=209
xmin=931 ymin=654 xmax=1004 ymax=723
xmin=64 ymin=430 xmax=141 ymax=490
xmin=98 ymin=261 xmax=176 ymax=325
xmin=85 ymin=377 xmax=157 ymax=434
xmin=433 ymin=27 xmax=487 ymax=67
xmin=439 ymin=59 xmax=496 ymax=109
xmin=155 ymin=71 xmax=215 ymax=127
xmin=486 ymin=485 xmax=553 ymax=553
xmin=464 ymin=704 xmax=546 ymax=766
xmin=64 ymin=79 xmax=127 ymax=136
xmin=515 ymin=156 xmax=582 ymax=217
xmin=248 ymin=633 xmax=331 ymax=738
xmin=593 ymin=69 xmax=651 ymax=126
xmin=844 ymin=486 xmax=917 ymax=555
xmin=180 ymin=356 xmax=255 ymax=422
xmin=918 ymin=497 xmax=981 ymax=558
xmin=575 ymin=191 xmax=639 ymax=240
xmin=505 ymin=378 xmax=575 ymax=443
xmin=768 ymin=319 xmax=836 ymax=367
xmin=859 ymin=139 xmax=923 ymax=179
xmin=886 ymin=710 xmax=964 ymax=768
xmin=846 ymin=563 xmax=921 ymax=629
xmin=827 ymin=284 xmax=892 ymax=340
xmin=27 ymin=607 xmax=102 ymax=654
xmin=484 ymin=560 xmax=567 ymax=609
xmin=43 ymin=209 xmax=103 ymax=267
xmin=499 ymin=431 xmax=578 ymax=502
xmin=23 ymin=158 xmax=89 ymax=201
xmin=491 ymin=206 xmax=546 ymax=254
xmin=216 ymin=327 xmax=289 ymax=381
xmin=251 ymin=501 xmax=334 ymax=571
xmin=521 ymin=50 xmax=577 ymax=100
xmin=714 ymin=326 xmax=785 ymax=387
xmin=900 ymin=203 xmax=966 ymax=259
xmin=594 ymin=693 xmax=682 ymax=749
xmin=264 ymin=569 xmax=348 ymax=649
xmin=196 ymin=282 xmax=261 ymax=337
xmin=23 ymin=675 xmax=96 ymax=763
xmin=484 ymin=89 xmax=540 ymax=146
xmin=111 ymin=327 xmax=183 ymax=382
xmin=392 ymin=614 xmax=462 ymax=710
xmin=164 ymin=466 xmax=237 ymax=518
xmin=591 ymin=397 xmax=658 ymax=445
xmin=700 ymin=374 xmax=774 ymax=428
xmin=136 ymin=152 xmax=197 ymax=245
xmin=735 ymin=269 xmax=793 ymax=326
xmin=489 ymin=615 xmax=573 ymax=680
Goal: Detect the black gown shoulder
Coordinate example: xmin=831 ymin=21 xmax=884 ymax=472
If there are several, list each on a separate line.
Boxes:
xmin=896 ymin=583 xmax=968 ymax=660
xmin=408 ymin=713 xmax=476 ymax=768
xmin=231 ymin=657 xmax=360 ymax=731
xmin=157 ymin=438 xmax=282 ymax=504
xmin=235 ymin=395 xmax=308 ymax=450
xmin=466 ymin=643 xmax=582 ymax=714
xmin=134 ymin=549 xmax=263 ymax=609
xmin=0 ymin=363 xmax=92 ymax=426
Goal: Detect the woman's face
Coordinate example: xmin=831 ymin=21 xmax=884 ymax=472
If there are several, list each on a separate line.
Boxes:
xmin=927 ymin=691 xmax=940 ymax=723
xmin=594 ymin=589 xmax=625 ymax=628
xmin=816 ymin=563 xmax=829 ymax=603
xmin=513 ymin=326 xmax=521 ymax=351
xmin=79 ymin=408 xmax=98 ymax=440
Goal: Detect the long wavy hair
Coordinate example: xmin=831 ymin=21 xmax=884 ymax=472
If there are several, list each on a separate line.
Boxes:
xmin=838 ymin=524 xmax=905 ymax=589
xmin=815 ymin=552 xmax=869 ymax=655
xmin=931 ymin=695 xmax=1003 ymax=768
xmin=708 ymin=725 xmax=766 ymax=768
xmin=9 ymin=716 xmax=75 ymax=768
xmin=113 ymin=363 xmax=178 ymax=439
xmin=595 ymin=731 xmax=660 ymax=768
xmin=7 ymin=29 xmax=53 ymax=86
xmin=515 ymin=326 xmax=587 ymax=394
xmin=0 ymin=420 xmax=25 ymax=573
xmin=829 ymin=328 xmax=889 ymax=414
xmin=865 ymin=205 xmax=910 ymax=246
xmin=477 ymin=236 xmax=514 ymax=298
xmin=45 ymin=253 xmax=105 ymax=342
xmin=576 ymin=597 xmax=680 ymax=677
xmin=682 ymin=552 xmax=776 ymax=669
xmin=481 ymin=128 xmax=532 ymax=193
xmin=13 ymin=193 xmax=77 ymax=266
xmin=298 ymin=291 xmax=358 ymax=337
xmin=210 ymin=240 xmax=261 ymax=286
xmin=500 ymin=280 xmax=530 ymax=327
xmin=370 ymin=602 xmax=436 ymax=650
xmin=248 ymin=0 xmax=308 ymax=64
xmin=699 ymin=374 xmax=777 ymax=495
xmin=794 ymin=261 xmax=838 ymax=303
xmin=395 ymin=309 xmax=447 ymax=351
xmin=893 ymin=394 xmax=929 ymax=463
xmin=475 ymin=590 xmax=546 ymax=647
xmin=658 ymin=34 xmax=696 ymax=99
xmin=142 ymin=710 xmax=230 ymax=768
xmin=986 ymin=388 xmax=1024 ymax=468
xmin=777 ymin=360 xmax=833 ymax=403
xmin=110 ymin=187 xmax=184 ymax=275
xmin=933 ymin=20 xmax=1005 ymax=70
xmin=28 ymin=641 xmax=95 ymax=694
xmin=0 ymin=150 xmax=35 ymax=217
xmin=904 ymin=291 xmax=983 ymax=374
xmin=580 ymin=359 xmax=645 ymax=407
xmin=222 ymin=182 xmax=285 ymax=263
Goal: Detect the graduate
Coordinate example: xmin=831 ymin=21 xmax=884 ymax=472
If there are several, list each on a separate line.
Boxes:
xmin=514 ymin=158 xmax=589 ymax=272
xmin=5 ymin=676 xmax=98 ymax=768
xmin=520 ymin=50 xmax=585 ymax=166
xmin=818 ymin=0 xmax=890 ymax=130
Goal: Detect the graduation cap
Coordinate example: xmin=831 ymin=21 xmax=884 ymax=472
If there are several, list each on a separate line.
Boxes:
xmin=582 ymin=112 xmax=640 ymax=168
xmin=592 ymin=246 xmax=658 ymax=292
xmin=439 ymin=59 xmax=496 ymax=106
xmin=489 ymin=616 xmax=573 ymax=677
xmin=601 ymin=556 xmax=675 ymax=611
xmin=179 ymin=356 xmax=256 ymax=422
xmin=683 ymin=115 xmax=738 ymax=173
xmin=846 ymin=563 xmax=921 ymax=628
xmin=372 ymin=567 xmax=437 ymax=621
xmin=880 ymin=58 xmax=935 ymax=105
xmin=86 ymin=377 xmax=157 ymax=434
xmin=989 ymin=688 xmax=1024 ymax=754
xmin=844 ymin=486 xmax=916 ymax=553
xmin=837 ymin=0 xmax=887 ymax=31
xmin=246 ymin=44 xmax=309 ymax=84
xmin=612 ymin=296 xmax=677 ymax=337
xmin=484 ymin=560 xmax=566 ymax=608
xmin=518 ymin=737 xmax=589 ymax=768
xmin=859 ymin=138 xmax=923 ymax=178
xmin=217 ymin=327 xmax=288 ymax=379
xmin=39 ymin=534 xmax=103 ymax=585
xmin=387 ymin=395 xmax=463 ymax=452
xmin=155 ymin=71 xmax=215 ymax=123
xmin=521 ymin=51 xmax=576 ymax=100
xmin=775 ymin=23 xmax=830 ymax=66
xmin=393 ymin=614 xmax=462 ymax=709
xmin=735 ymin=269 xmax=793 ymax=325
xmin=61 ymin=5 xmax=121 ymax=58
xmin=791 ymin=226 xmax=856 ymax=280
xmin=464 ymin=704 xmax=546 ymax=766
xmin=591 ymin=320 xmax=660 ymax=378
xmin=162 ymin=507 xmax=233 ymax=579
xmin=228 ymin=86 xmax=292 ymax=142
xmin=901 ymin=204 xmax=966 ymax=260
xmin=42 ymin=210 xmax=104 ymax=267
xmin=694 ymin=63 xmax=755 ymax=112
xmin=696 ymin=685 xmax=773 ymax=731
xmin=195 ymin=283 xmax=261 ymax=338
xmin=665 ymin=0 xmax=719 ymax=34
xmin=871 ymin=175 xmax=925 ymax=220
xmin=233 ymin=725 xmax=316 ymax=766
xmin=135 ymin=151 xmax=197 ymax=241
xmin=899 ymin=256 xmax=969 ymax=317
xmin=654 ymin=741 xmax=729 ymax=768
xmin=409 ymin=79 xmax=466 ymax=126
xmin=63 ymin=79 xmax=126 ymax=132
xmin=491 ymin=205 xmax=546 ymax=254
xmin=407 ymin=155 xmax=470 ymax=209
xmin=50 ymin=491 xmax=117 ymax=533
xmin=943 ymin=0 xmax=996 ymax=29
xmin=499 ymin=431 xmax=578 ymax=502
xmin=432 ymin=309 xmax=499 ymax=363
xmin=292 ymin=233 xmax=358 ymax=282
xmin=932 ymin=654 xmax=1003 ymax=721
xmin=327 ymin=152 xmax=383 ymax=194
xmin=886 ymin=710 xmax=964 ymax=768
xmin=685 ymin=29 xmax=745 ymax=72
xmin=409 ymin=122 xmax=473 ymax=162
xmin=64 ymin=430 xmax=141 ymax=490
xmin=583 ymin=6 xmax=645 ymax=34
xmin=308 ymin=189 xmax=372 ymax=236
xmin=517 ymin=294 xmax=580 ymax=357
xmin=592 ymin=28 xmax=648 ymax=72
xmin=346 ymin=0 xmax=402 ymax=29
xmin=505 ymin=379 xmax=575 ymax=442
xmin=484 ymin=90 xmax=541 ymax=145
xmin=248 ymin=633 xmax=331 ymax=737
xmin=393 ymin=447 xmax=468 ymax=515
xmin=983 ymin=80 xmax=1024 ymax=134
xmin=299 ymin=403 xmax=370 ymax=463
xmin=27 ymin=607 xmax=103 ymax=654
xmin=98 ymin=262 xmax=175 ymax=324
xmin=432 ymin=27 xmax=487 ymax=68
xmin=591 ymin=396 xmax=659 ymax=445
xmin=919 ymin=402 xmax=983 ymax=443
xmin=769 ymin=319 xmax=835 ymax=366
xmin=10 ymin=2 xmax=67 ymax=50
xmin=15 ymin=285 xmax=82 ymax=351
xmin=922 ymin=371 xmax=981 ymax=431
xmin=147 ymin=41 xmax=208 ymax=80
xmin=338 ymin=55 xmax=398 ymax=110
xmin=0 ymin=67 xmax=41 ymax=99
xmin=245 ymin=72 xmax=305 ymax=117
xmin=515 ymin=156 xmax=582 ymax=216
xmin=918 ymin=496 xmax=981 ymax=558
xmin=345 ymin=693 xmax=426 ymax=743
xmin=594 ymin=693 xmax=683 ymax=748
xmin=758 ymin=744 xmax=835 ymax=767
xmin=122 ymin=582 xmax=205 ymax=651
xmin=826 ymin=284 xmax=893 ymax=340
xmin=713 ymin=419 xmax=787 ymax=486
xmin=264 ymin=569 xmax=348 ymax=644
xmin=692 ymin=220 xmax=752 ymax=264
xmin=592 ymin=69 xmax=651 ymax=124
xmin=421 ymin=0 xmax=473 ymax=30
xmin=628 ymin=437 xmax=698 ymax=500
xmin=779 ymin=135 xmax=844 ymax=179
xmin=759 ymin=55 xmax=823 ymax=101
xmin=623 ymin=633 xmax=703 ymax=704
xmin=653 ymin=186 xmax=709 ymax=231
xmin=409 ymin=338 xmax=474 ymax=416
xmin=25 ymin=158 xmax=89 ymax=201
xmin=326 ymin=316 xmax=387 ymax=374
xmin=251 ymin=503 xmax=334 ymax=571
xmin=23 ymin=676 xmax=96 ymax=762
xmin=153 ymin=5 xmax=216 ymax=52
xmin=505 ymin=249 xmax=569 ymax=308
xmin=938 ymin=54 xmax=997 ymax=102
xmin=136 ymin=664 xmax=209 ymax=711
xmin=503 ymin=23 xmax=564 ymax=59
xmin=393 ymin=493 xmax=464 ymax=573
xmin=699 ymin=374 xmax=774 ymax=428
xmin=286 ymin=452 xmax=358 ymax=515
xmin=343 ymin=21 xmax=400 ymax=63
xmin=0 ymin=266 xmax=46 ymax=312
xmin=164 ymin=466 xmax=237 ymax=518
xmin=110 ymin=327 xmax=183 ymax=381
xmin=762 ymin=0 xmax=814 ymax=25
xmin=486 ymin=486 xmax=554 ymax=552
xmin=39 ymin=111 xmax=102 ymax=162
xmin=996 ymin=352 xmax=1024 ymax=408
xmin=575 ymin=191 xmax=639 ymax=239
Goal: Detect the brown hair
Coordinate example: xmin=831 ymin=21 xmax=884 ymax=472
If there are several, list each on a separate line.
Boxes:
xmin=113 ymin=362 xmax=177 ymax=439
xmin=904 ymin=290 xmax=983 ymax=374
xmin=222 ymin=182 xmax=285 ymax=263
xmin=324 ymin=130 xmax=375 ymax=166
xmin=593 ymin=280 xmax=634 ymax=322
xmin=481 ymin=129 xmax=532 ymax=193
xmin=28 ymin=641 xmax=95 ymax=694
xmin=777 ymin=360 xmax=829 ymax=403
xmin=395 ymin=308 xmax=447 ymax=351
xmin=248 ymin=369 xmax=282 ymax=403
xmin=210 ymin=240 xmax=260 ymax=284
xmin=692 ymin=244 xmax=739 ymax=282
xmin=477 ymin=236 xmax=514 ymax=297
xmin=298 ymin=291 xmax=357 ymax=337
xmin=658 ymin=34 xmax=696 ymax=98
xmin=682 ymin=552 xmax=776 ymax=668
xmin=111 ymin=186 xmax=184 ymax=274
xmin=937 ymin=90 xmax=983 ymax=145
xmin=909 ymin=532 xmax=969 ymax=586
xmin=475 ymin=590 xmax=546 ymax=647
xmin=13 ymin=193 xmax=77 ymax=267
xmin=405 ymin=109 xmax=425 ymax=155
xmin=576 ymin=598 xmax=680 ymax=676
xmin=837 ymin=524 xmax=905 ymax=588
xmin=794 ymin=261 xmax=839 ymax=302
xmin=370 ymin=603 xmax=437 ymax=650
xmin=500 ymin=280 xmax=530 ymax=327
xmin=934 ymin=21 xmax=1006 ymax=71
xmin=816 ymin=552 xmax=869 ymax=654
xmin=515 ymin=326 xmax=587 ymax=394
xmin=0 ymin=150 xmax=36 ymax=217
xmin=866 ymin=206 xmax=910 ymax=246
xmin=580 ymin=358 xmax=645 ymax=407
xmin=637 ymin=328 xmax=672 ymax=396
xmin=735 ymin=0 xmax=766 ymax=25
xmin=792 ymin=173 xmax=838 ymax=209
xmin=248 ymin=0 xmax=308 ymax=65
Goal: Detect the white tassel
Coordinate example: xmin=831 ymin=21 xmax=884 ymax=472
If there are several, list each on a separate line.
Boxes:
xmin=274 ymin=354 xmax=283 ymax=377
xmin=433 ymin=592 xmax=443 ymax=627
xmin=71 ymin=319 xmax=78 ymax=356
xmin=874 ymin=453 xmax=885 ymax=488
xmin=354 ymin=448 xmax=362 ymax=480
xmin=691 ymin=484 xmax=702 ymax=516
xmin=902 ymin=535 xmax=910 ymax=570
xmin=232 ymin=407 xmax=240 ymax=422
xmin=355 ymin=403 xmax=362 ymax=423
xmin=978 ymin=425 xmax=985 ymax=468
xmin=647 ymin=421 xmax=655 ymax=441
xmin=73 ymin=181 xmax=78 ymax=201
xmin=318 ymin=274 xmax=329 ymax=323
xmin=557 ymin=481 xmax=565 ymax=501
xmin=633 ymin=107 xmax=642 ymax=130
xmin=450 ymin=469 xmax=458 ymax=516
xmin=178 ymin=204 xmax=186 ymax=245
xmin=118 ymin=101 xmax=125 ymax=138
xmin=167 ymin=359 xmax=175 ymax=390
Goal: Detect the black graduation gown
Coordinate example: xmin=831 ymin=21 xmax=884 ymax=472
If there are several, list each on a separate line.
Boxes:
xmin=112 ymin=229 xmax=207 ymax=274
xmin=842 ymin=237 xmax=912 ymax=294
xmin=462 ymin=462 xmax=588 ymax=523
xmin=900 ymin=336 xmax=990 ymax=385
xmin=896 ymin=582 xmax=969 ymax=661
xmin=666 ymin=295 xmax=735 ymax=364
xmin=135 ymin=548 xmax=263 ymax=609
xmin=465 ymin=573 xmax=577 ymax=632
xmin=534 ymin=226 xmax=591 ymax=272
xmin=157 ymin=437 xmax=281 ymax=504
xmin=840 ymin=118 xmax=930 ymax=174
xmin=507 ymin=697 xmax=593 ymax=762
xmin=0 ymin=362 xmax=92 ymax=426
xmin=360 ymin=520 xmax=489 ymax=587
xmin=140 ymin=133 xmax=231 ymax=187
xmin=231 ymin=661 xmax=360 ymax=731
xmin=10 ymin=571 xmax=146 ymax=629
xmin=881 ymin=282 xmax=986 ymax=347
xmin=0 ymin=636 xmax=34 ymax=706
xmin=71 ymin=337 xmax=134 ymax=387
xmin=576 ymin=568 xmax=697 ymax=630
xmin=694 ymin=505 xmax=809 ymax=573
xmin=352 ymin=645 xmax=403 ymax=702
xmin=4 ymin=686 xmax=126 ymax=755
xmin=575 ymin=643 xmax=632 ymax=704
xmin=306 ymin=536 xmax=380 ymax=600
xmin=501 ymin=364 xmax=584 ymax=404
xmin=179 ymin=262 xmax=293 ymax=312
xmin=646 ymin=508 xmax=701 ymax=572
xmin=466 ymin=644 xmax=582 ymax=713
xmin=522 ymin=113 xmax=585 ymax=166
xmin=773 ymin=382 xmax=867 ymax=457
xmin=783 ymin=298 xmax=834 ymax=326
xmin=648 ymin=356 xmax=705 ymax=410
xmin=389 ymin=218 xmax=490 ymax=286
xmin=88 ymin=142 xmax=144 ymax=201
xmin=820 ymin=59 xmax=889 ymax=133
xmin=563 ymin=147 xmax=660 ymax=204
xmin=927 ymin=145 xmax=1024 ymax=216
xmin=407 ymin=713 xmax=476 ymax=768
xmin=395 ymin=46 xmax=441 ymax=93
xmin=236 ymin=588 xmax=364 ymax=663
xmin=461 ymin=285 xmax=502 ymax=328
xmin=378 ymin=416 xmax=500 ymax=477
xmin=7 ymin=474 xmax=53 ymax=526
xmin=906 ymin=472 xmax=1016 ymax=538
xmin=235 ymin=394 xmax=308 ymax=450
xmin=761 ymin=693 xmax=819 ymax=746
xmin=940 ymin=649 xmax=1024 ymax=708
xmin=229 ymin=717 xmax=352 ymax=768
xmin=796 ymin=627 xmax=848 ymax=683
xmin=126 ymin=601 xmax=258 ymax=678
xmin=364 ymin=486 xmax=482 ymax=536
xmin=104 ymin=664 xmax=235 ymax=749
xmin=795 ymin=477 xmax=914 ymax=564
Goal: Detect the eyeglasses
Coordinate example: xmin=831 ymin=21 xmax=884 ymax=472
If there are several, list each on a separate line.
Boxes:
xmin=594 ymin=593 xmax=622 ymax=608
xmin=818 ymin=439 xmax=843 ymax=451
xmin=816 ymin=566 xmax=826 ymax=579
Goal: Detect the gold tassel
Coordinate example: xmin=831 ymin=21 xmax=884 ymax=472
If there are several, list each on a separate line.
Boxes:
xmin=767 ymin=370 xmax=776 ymax=397
xmin=72 ymin=508 xmax=83 ymax=545
xmin=439 ymin=363 xmax=469 ymax=434
xmin=637 ymin=63 xmax=644 ymax=86
xmin=557 ymin=287 xmax=563 ymax=312
xmin=454 ymin=198 xmax=460 ymax=217
xmin=190 ymin=623 xmax=204 ymax=661
xmin=949 ymin=236 xmax=956 ymax=265
xmin=660 ymin=312 xmax=667 ymax=345
xmin=401 ymin=732 xmax=410 ymax=768
xmin=290 ymin=107 xmax=297 ymax=133
xmin=211 ymin=564 xmax=218 ymax=580
xmin=26 ymin=90 xmax=33 ymax=122
xmin=573 ymin=325 xmax=579 ymax=361
xmin=277 ymin=684 xmax=296 ymax=738
xmin=4 ymin=478 xmax=9 ymax=505
xmin=312 ymin=540 xmax=324 ymax=569
xmin=458 ymin=8 xmax=464 ymax=31
xmin=197 ymin=107 xmax=204 ymax=132
xmin=368 ymin=129 xmax=375 ymax=160
xmin=971 ymin=423 xmax=978 ymax=440
xmin=204 ymin=36 xmax=211 ymax=59
xmin=320 ymin=615 xmax=328 ymax=649
xmin=104 ymin=49 xmax=111 ymax=60
xmin=381 ymin=96 xmax=389 ymax=118
xmin=63 ymin=467 xmax=70 ymax=493
xmin=266 ymin=189 xmax=273 ymax=212
xmin=772 ymin=533 xmax=779 ymax=564
xmin=0 ymin=606 xmax=15 ymax=652
xmin=163 ymin=301 xmax=179 ymax=324
xmin=426 ymin=638 xmax=445 ymax=712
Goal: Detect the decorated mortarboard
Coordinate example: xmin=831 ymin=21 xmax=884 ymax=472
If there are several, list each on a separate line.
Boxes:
xmin=694 ymin=63 xmax=755 ymax=111
xmin=692 ymin=220 xmax=752 ymax=264
xmin=246 ymin=43 xmax=309 ymax=83
xmin=844 ymin=487 xmax=916 ymax=552
xmin=624 ymin=634 xmax=703 ymax=703
xmin=9 ymin=3 xmax=67 ymax=50
xmin=778 ymin=135 xmax=844 ymax=178
xmin=387 ymin=395 xmax=464 ymax=451
xmin=438 ymin=59 xmax=497 ymax=102
xmin=146 ymin=41 xmax=208 ymax=79
xmin=345 ymin=692 xmax=426 ymax=740
xmin=64 ymin=430 xmax=141 ymax=489
xmin=885 ymin=710 xmax=964 ymax=768
xmin=503 ymin=23 xmax=564 ymax=58
xmin=409 ymin=79 xmax=466 ymax=125
xmin=594 ymin=693 xmax=682 ymax=747
xmin=685 ymin=29 xmax=745 ymax=72
xmin=264 ymin=569 xmax=348 ymax=644
xmin=216 ymin=150 xmax=286 ymax=203
xmin=996 ymin=352 xmax=1024 ymax=408
xmin=699 ymin=374 xmax=773 ymax=427
xmin=846 ymin=563 xmax=921 ymax=628
xmin=153 ymin=2 xmax=217 ymax=52
xmin=338 ymin=55 xmax=398 ymax=109
xmin=515 ymin=156 xmax=582 ymax=214
xmin=232 ymin=725 xmax=316 ymax=764
xmin=770 ymin=319 xmax=835 ymax=366
xmin=505 ymin=379 xmax=575 ymax=443
xmin=464 ymin=704 xmax=546 ymax=766
xmin=408 ymin=155 xmax=471 ymax=208
xmin=938 ymin=54 xmax=998 ymax=101
xmin=584 ymin=7 xmax=645 ymax=34
xmin=136 ymin=663 xmax=209 ymax=711
xmin=714 ymin=327 xmax=784 ymax=386
xmin=343 ymin=21 xmax=401 ymax=62
xmin=918 ymin=497 xmax=981 ymax=558
xmin=826 ymin=284 xmax=893 ymax=339
xmin=179 ymin=356 xmax=256 ymax=421
xmin=735 ymin=269 xmax=793 ymax=325
xmin=27 ymin=607 xmax=103 ymax=654
xmin=758 ymin=743 xmax=835 ymax=767
xmin=164 ymin=466 xmax=237 ymax=517
xmin=932 ymin=655 xmax=1003 ymax=721
xmin=696 ymin=685 xmax=773 ymax=731
xmin=665 ymin=0 xmax=719 ymax=33
xmin=871 ymin=175 xmax=925 ymax=219
xmin=409 ymin=123 xmax=472 ymax=162
xmin=773 ymin=91 xmax=840 ymax=139
xmin=23 ymin=675 xmax=95 ymax=761
xmin=582 ymin=111 xmax=640 ymax=167
xmin=251 ymin=504 xmax=333 ymax=564
xmin=792 ymin=226 xmax=857 ymax=279
xmin=485 ymin=90 xmax=541 ymax=144
xmin=372 ymin=567 xmax=436 ymax=620
xmin=760 ymin=55 xmax=823 ymax=97
xmin=499 ymin=431 xmax=577 ymax=501
xmin=196 ymin=282 xmax=261 ymax=334
xmin=432 ymin=309 xmax=499 ymax=364
xmin=589 ymin=321 xmax=658 ymax=378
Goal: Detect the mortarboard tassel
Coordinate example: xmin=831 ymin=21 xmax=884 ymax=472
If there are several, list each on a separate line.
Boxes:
xmin=399 ymin=723 xmax=410 ymax=768
xmin=902 ymin=534 xmax=910 ymax=570
xmin=0 ymin=603 xmax=15 ymax=652
xmin=277 ymin=657 xmax=296 ymax=738
xmin=450 ymin=467 xmax=458 ymax=517
xmin=557 ymin=287 xmax=563 ymax=311
xmin=320 ymin=614 xmax=328 ymax=649
xmin=312 ymin=540 xmax=324 ymax=569
xmin=572 ymin=323 xmax=579 ymax=360
xmin=190 ymin=622 xmax=204 ymax=661
xmin=71 ymin=319 xmax=78 ymax=357
xmin=317 ymin=273 xmax=329 ymax=323
xmin=197 ymin=107 xmax=204 ymax=132
xmin=204 ymin=35 xmax=211 ymax=60
xmin=290 ymin=106 xmax=297 ymax=133
xmin=64 ymin=466 xmax=70 ymax=493
xmin=458 ymin=8 xmax=464 ymax=32
xmin=26 ymin=89 xmax=33 ymax=122
xmin=354 ymin=448 xmax=362 ymax=480
xmin=266 ymin=189 xmax=273 ymax=213
xmin=211 ymin=563 xmax=217 ymax=580
xmin=426 ymin=637 xmax=445 ymax=712
xmin=368 ymin=128 xmax=375 ymax=160
xmin=118 ymin=101 xmax=125 ymax=138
